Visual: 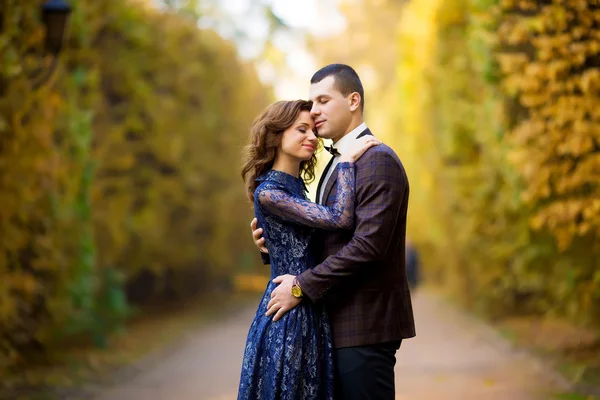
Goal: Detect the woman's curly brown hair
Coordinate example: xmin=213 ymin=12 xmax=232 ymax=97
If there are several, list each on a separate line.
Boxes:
xmin=241 ymin=100 xmax=320 ymax=202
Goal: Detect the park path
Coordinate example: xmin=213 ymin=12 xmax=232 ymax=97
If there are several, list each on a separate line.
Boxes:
xmin=90 ymin=289 xmax=562 ymax=400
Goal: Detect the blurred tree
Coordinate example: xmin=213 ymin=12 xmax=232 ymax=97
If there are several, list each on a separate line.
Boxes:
xmin=0 ymin=0 xmax=270 ymax=370
xmin=392 ymin=0 xmax=600 ymax=325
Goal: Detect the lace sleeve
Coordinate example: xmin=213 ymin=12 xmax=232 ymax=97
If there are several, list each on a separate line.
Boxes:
xmin=257 ymin=162 xmax=355 ymax=230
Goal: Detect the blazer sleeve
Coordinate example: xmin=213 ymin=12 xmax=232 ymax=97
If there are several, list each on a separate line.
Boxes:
xmin=296 ymin=147 xmax=407 ymax=302
xmin=260 ymin=251 xmax=271 ymax=265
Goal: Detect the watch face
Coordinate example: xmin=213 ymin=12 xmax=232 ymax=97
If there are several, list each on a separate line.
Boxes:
xmin=291 ymin=286 xmax=302 ymax=298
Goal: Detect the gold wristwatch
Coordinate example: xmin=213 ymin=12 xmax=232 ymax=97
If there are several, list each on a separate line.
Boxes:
xmin=291 ymin=277 xmax=303 ymax=298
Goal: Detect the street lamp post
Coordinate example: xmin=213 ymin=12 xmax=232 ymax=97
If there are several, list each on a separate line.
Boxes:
xmin=42 ymin=0 xmax=73 ymax=55
xmin=31 ymin=0 xmax=73 ymax=89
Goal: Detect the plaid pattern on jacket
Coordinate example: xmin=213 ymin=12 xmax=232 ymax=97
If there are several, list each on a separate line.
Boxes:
xmin=297 ymin=129 xmax=416 ymax=349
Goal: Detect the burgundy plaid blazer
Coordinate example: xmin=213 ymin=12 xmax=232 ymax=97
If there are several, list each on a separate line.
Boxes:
xmin=297 ymin=128 xmax=416 ymax=349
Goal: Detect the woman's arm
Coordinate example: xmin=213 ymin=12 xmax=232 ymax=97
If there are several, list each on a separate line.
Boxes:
xmin=257 ymin=163 xmax=355 ymax=230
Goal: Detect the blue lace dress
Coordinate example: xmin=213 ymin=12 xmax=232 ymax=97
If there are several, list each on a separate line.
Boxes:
xmin=237 ymin=162 xmax=356 ymax=400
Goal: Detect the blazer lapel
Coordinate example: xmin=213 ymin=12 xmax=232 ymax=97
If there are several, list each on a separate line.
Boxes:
xmin=356 ymin=127 xmax=373 ymax=139
xmin=322 ymin=127 xmax=373 ymax=204
xmin=316 ymin=156 xmax=335 ymax=204
xmin=322 ymin=164 xmax=338 ymax=205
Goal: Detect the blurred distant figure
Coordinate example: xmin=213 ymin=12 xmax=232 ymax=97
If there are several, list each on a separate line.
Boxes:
xmin=406 ymin=238 xmax=421 ymax=289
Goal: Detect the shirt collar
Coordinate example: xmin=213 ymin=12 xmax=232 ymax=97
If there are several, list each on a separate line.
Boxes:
xmin=333 ymin=122 xmax=368 ymax=156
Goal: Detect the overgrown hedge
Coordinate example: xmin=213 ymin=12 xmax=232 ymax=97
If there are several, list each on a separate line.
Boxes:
xmin=392 ymin=0 xmax=600 ymax=324
xmin=0 ymin=1 xmax=269 ymax=369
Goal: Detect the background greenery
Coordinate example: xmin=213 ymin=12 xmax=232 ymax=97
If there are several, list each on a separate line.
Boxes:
xmin=1 ymin=0 xmax=599 ymax=391
xmin=389 ymin=0 xmax=600 ymax=325
xmin=0 ymin=0 xmax=269 ymax=371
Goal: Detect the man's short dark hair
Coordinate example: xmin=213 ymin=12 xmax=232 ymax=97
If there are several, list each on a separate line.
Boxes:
xmin=310 ymin=64 xmax=364 ymax=112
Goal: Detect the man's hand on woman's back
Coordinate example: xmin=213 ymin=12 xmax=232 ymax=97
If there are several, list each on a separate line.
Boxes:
xmin=251 ymin=218 xmax=268 ymax=253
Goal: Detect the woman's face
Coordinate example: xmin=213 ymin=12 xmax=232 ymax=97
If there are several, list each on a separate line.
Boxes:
xmin=279 ymin=110 xmax=317 ymax=161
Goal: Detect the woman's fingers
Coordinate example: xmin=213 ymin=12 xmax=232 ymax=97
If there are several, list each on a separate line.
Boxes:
xmin=364 ymin=137 xmax=381 ymax=146
xmin=342 ymin=137 xmax=382 ymax=162
xmin=358 ymin=137 xmax=380 ymax=154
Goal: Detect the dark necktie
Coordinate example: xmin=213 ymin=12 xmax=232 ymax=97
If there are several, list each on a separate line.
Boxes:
xmin=324 ymin=145 xmax=340 ymax=157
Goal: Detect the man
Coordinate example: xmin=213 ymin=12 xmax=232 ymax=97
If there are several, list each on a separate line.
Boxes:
xmin=251 ymin=64 xmax=415 ymax=399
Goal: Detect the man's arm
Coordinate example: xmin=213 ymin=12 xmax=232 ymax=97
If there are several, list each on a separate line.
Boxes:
xmin=296 ymin=147 xmax=407 ymax=302
xmin=260 ymin=251 xmax=270 ymax=265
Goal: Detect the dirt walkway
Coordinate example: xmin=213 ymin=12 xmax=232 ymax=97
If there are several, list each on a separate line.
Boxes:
xmin=394 ymin=291 xmax=562 ymax=399
xmin=88 ymin=289 xmax=562 ymax=400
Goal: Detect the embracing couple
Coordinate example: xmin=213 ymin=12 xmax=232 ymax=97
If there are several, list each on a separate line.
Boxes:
xmin=238 ymin=64 xmax=416 ymax=400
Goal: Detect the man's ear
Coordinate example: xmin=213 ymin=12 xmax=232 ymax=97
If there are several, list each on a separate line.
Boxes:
xmin=349 ymin=92 xmax=361 ymax=112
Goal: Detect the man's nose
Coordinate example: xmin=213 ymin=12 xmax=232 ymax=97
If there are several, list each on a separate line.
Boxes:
xmin=310 ymin=104 xmax=320 ymax=117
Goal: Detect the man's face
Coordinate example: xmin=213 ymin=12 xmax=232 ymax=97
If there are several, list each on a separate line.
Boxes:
xmin=309 ymin=76 xmax=353 ymax=142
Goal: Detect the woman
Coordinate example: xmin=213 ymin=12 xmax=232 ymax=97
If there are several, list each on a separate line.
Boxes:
xmin=238 ymin=100 xmax=379 ymax=399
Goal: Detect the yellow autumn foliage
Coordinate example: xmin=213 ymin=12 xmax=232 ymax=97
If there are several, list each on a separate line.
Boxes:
xmin=498 ymin=0 xmax=600 ymax=250
xmin=0 ymin=1 xmax=269 ymax=369
xmin=390 ymin=0 xmax=600 ymax=325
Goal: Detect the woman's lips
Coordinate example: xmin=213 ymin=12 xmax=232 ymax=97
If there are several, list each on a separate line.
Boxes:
xmin=303 ymin=145 xmax=315 ymax=151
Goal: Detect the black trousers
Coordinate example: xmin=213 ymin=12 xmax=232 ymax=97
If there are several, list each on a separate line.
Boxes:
xmin=334 ymin=340 xmax=402 ymax=400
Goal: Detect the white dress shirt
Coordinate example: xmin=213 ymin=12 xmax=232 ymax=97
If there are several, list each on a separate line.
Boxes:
xmin=318 ymin=122 xmax=368 ymax=204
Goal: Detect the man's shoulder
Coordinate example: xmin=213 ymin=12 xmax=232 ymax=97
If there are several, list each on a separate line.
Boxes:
xmin=355 ymin=142 xmax=408 ymax=190
xmin=358 ymin=141 xmax=403 ymax=168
